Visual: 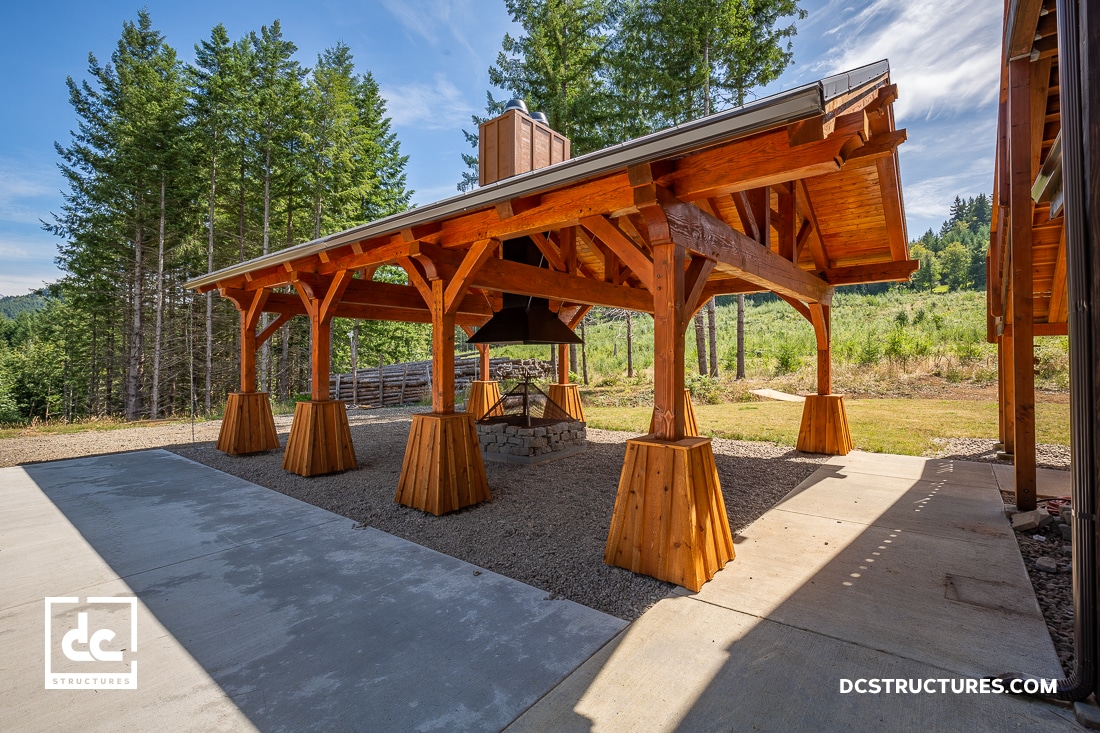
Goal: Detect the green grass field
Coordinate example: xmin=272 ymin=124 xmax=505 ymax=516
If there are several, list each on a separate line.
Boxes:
xmin=586 ymin=399 xmax=1070 ymax=456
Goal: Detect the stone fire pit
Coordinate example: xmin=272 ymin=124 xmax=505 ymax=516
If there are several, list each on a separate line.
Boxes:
xmin=476 ymin=418 xmax=587 ymax=465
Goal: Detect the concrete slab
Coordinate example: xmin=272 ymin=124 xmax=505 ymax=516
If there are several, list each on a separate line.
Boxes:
xmin=993 ymin=462 xmax=1072 ymax=498
xmin=777 ymin=470 xmax=1016 ymax=546
xmin=1 ymin=450 xmax=625 ymax=732
xmin=506 ymin=596 xmax=1080 ymax=733
xmin=512 ymin=453 xmax=1078 ymax=731
xmin=749 ymin=388 xmax=806 ymax=402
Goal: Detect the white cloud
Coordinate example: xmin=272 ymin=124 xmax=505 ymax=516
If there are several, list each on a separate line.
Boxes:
xmin=381 ymin=74 xmax=477 ymax=130
xmin=821 ymin=0 xmax=1001 ymax=122
xmin=902 ymin=157 xmax=994 ymax=222
xmin=0 ymin=161 xmax=56 ymax=225
xmin=380 ymin=0 xmax=480 ymax=60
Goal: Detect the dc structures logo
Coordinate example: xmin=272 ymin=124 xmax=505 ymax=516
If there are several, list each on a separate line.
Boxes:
xmin=44 ymin=597 xmax=138 ymax=689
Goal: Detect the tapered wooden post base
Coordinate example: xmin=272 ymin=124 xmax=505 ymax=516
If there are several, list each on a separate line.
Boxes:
xmin=396 ymin=413 xmax=491 ymax=515
xmin=796 ymin=394 xmax=853 ymax=455
xmin=547 ymin=383 xmax=585 ymax=422
xmin=217 ymin=392 xmax=279 ymax=455
xmin=466 ymin=381 xmax=503 ymax=420
xmin=282 ymin=400 xmax=358 ymax=476
xmin=648 ymin=389 xmax=699 ymax=437
xmin=605 ymin=436 xmax=734 ymax=591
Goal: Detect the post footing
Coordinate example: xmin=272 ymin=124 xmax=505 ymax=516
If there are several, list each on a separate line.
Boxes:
xmin=217 ymin=392 xmax=279 ymax=455
xmin=796 ymin=394 xmax=853 ymax=455
xmin=466 ymin=381 xmax=503 ymax=420
xmin=548 ymin=383 xmax=585 ymax=422
xmin=282 ymin=400 xmax=358 ymax=476
xmin=396 ymin=412 xmax=490 ymax=515
xmin=605 ymin=436 xmax=734 ymax=591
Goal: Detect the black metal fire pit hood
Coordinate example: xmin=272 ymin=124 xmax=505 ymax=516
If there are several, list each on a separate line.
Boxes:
xmin=467 ymin=237 xmax=583 ymax=346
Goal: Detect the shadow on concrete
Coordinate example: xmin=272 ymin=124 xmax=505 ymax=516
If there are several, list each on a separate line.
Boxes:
xmin=18 ymin=450 xmax=626 ymax=732
xmin=506 ymin=454 xmax=1081 ymax=732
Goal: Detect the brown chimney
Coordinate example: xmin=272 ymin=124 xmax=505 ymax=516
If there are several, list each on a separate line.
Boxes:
xmin=478 ymin=100 xmax=570 ymax=186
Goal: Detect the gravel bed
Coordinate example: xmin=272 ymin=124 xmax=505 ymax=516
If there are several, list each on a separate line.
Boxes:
xmin=1010 ymin=517 xmax=1075 ymax=676
xmin=164 ymin=407 xmax=825 ymax=620
xmin=929 ymin=437 xmax=1071 ymax=470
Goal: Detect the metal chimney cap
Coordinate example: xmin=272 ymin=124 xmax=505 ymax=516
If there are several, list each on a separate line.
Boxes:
xmin=530 ymin=111 xmax=549 ymax=125
xmin=503 ymin=98 xmax=529 ymax=114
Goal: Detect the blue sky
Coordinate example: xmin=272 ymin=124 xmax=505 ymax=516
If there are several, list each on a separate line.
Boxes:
xmin=0 ymin=0 xmax=1001 ymax=296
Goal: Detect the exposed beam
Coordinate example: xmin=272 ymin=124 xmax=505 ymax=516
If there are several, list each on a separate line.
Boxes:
xmin=529 ymin=231 xmax=567 ymax=271
xmin=409 ymin=241 xmax=654 ymax=312
xmin=580 ymin=215 xmax=655 ymax=291
xmin=796 ymin=180 xmax=830 ymax=271
xmin=644 ymin=188 xmax=832 ymax=304
xmin=822 ymin=260 xmax=920 ymax=285
xmin=444 ymin=238 xmax=498 ymax=315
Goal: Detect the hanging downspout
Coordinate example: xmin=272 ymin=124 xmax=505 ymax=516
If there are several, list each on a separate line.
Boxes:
xmin=997 ymin=0 xmax=1097 ymax=702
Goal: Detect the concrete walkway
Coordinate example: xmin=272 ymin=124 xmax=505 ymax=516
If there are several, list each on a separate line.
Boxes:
xmin=509 ymin=451 xmax=1084 ymax=732
xmin=1 ymin=448 xmax=1084 ymax=731
xmin=0 ymin=449 xmax=625 ymax=732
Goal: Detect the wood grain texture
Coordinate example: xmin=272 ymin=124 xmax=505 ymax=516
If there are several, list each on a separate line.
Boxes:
xmin=216 ymin=392 xmax=279 ymax=455
xmin=395 ymin=413 xmax=491 ymax=515
xmin=282 ymin=400 xmax=358 ymax=476
xmin=548 ymin=383 xmax=585 ymax=422
xmin=466 ymin=381 xmax=504 ymax=420
xmin=604 ymin=436 xmax=734 ymax=591
xmin=796 ymin=395 xmax=853 ymax=455
xmin=648 ymin=389 xmax=699 ymax=437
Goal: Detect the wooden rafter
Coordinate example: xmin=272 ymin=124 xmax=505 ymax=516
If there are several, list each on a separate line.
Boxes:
xmin=580 ymin=215 xmax=655 ymax=291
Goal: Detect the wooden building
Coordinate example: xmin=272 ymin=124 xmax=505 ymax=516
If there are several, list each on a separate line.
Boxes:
xmin=186 ymin=60 xmax=915 ymax=591
xmin=988 ymin=0 xmax=1068 ymax=511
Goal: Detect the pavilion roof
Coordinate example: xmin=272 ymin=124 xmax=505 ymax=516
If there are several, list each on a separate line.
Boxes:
xmin=186 ymin=60 xmax=914 ymax=323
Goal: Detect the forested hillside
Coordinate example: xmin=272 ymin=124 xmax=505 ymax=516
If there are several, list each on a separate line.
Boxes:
xmin=4 ymin=11 xmax=414 ymax=422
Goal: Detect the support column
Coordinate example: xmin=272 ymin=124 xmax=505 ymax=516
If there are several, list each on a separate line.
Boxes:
xmin=396 ymin=245 xmax=492 ymax=514
xmin=797 ymin=303 xmax=853 ymax=455
xmin=466 ymin=343 xmax=502 ymax=420
xmin=1009 ymin=56 xmax=1036 ymax=510
xmin=549 ymin=341 xmax=585 ymax=421
xmin=216 ymin=289 xmax=278 ymax=456
xmin=283 ymin=273 xmax=357 ymax=477
xmin=605 ymin=221 xmax=733 ymax=591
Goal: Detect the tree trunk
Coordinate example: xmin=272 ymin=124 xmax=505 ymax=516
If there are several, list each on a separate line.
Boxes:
xmin=626 ymin=311 xmax=634 ymax=378
xmin=736 ymin=294 xmax=746 ymax=379
xmin=706 ymin=298 xmax=718 ymax=376
xmin=569 ymin=343 xmax=577 ymax=376
xmin=260 ymin=140 xmax=272 ymax=392
xmin=693 ymin=311 xmax=707 ymax=375
xmin=126 ymin=213 xmax=145 ymax=421
xmin=205 ymin=149 xmax=216 ymax=413
xmin=350 ymin=321 xmax=359 ymax=404
xmin=152 ymin=174 xmax=167 ymax=418
xmin=580 ymin=318 xmax=589 ymax=385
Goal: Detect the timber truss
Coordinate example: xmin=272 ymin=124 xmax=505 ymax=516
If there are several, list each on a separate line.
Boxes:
xmin=187 ymin=60 xmax=915 ymax=590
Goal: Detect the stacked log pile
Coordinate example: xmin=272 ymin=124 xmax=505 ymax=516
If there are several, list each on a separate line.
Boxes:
xmin=328 ymin=357 xmax=549 ymax=408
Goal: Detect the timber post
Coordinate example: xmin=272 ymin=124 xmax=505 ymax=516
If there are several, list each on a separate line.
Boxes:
xmin=465 ymin=339 xmax=503 ymax=420
xmin=395 ymin=243 xmax=493 ymax=514
xmin=216 ymin=288 xmax=279 ymax=455
xmin=797 ymin=302 xmax=853 ymax=455
xmin=282 ymin=272 xmax=357 ymax=476
xmin=605 ymin=188 xmax=734 ymax=591
xmin=1007 ymin=56 xmax=1037 ymax=511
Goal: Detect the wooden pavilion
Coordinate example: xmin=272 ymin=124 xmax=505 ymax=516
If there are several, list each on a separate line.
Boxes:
xmin=186 ymin=60 xmax=915 ymax=590
xmin=988 ymin=0 xmax=1068 ymax=511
